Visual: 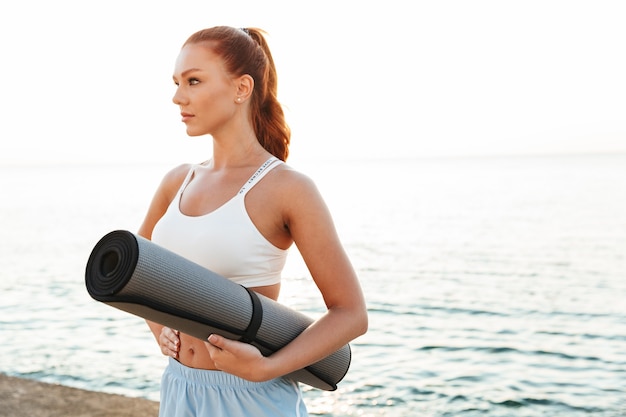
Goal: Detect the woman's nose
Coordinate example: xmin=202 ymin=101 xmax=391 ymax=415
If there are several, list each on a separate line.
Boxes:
xmin=172 ymin=88 xmax=187 ymax=105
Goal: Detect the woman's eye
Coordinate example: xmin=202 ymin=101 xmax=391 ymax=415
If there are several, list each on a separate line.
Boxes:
xmin=189 ymin=78 xmax=200 ymax=85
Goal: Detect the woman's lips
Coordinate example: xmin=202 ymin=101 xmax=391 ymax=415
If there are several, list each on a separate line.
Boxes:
xmin=181 ymin=112 xmax=194 ymax=122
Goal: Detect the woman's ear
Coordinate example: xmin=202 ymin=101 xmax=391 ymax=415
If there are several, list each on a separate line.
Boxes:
xmin=235 ymin=74 xmax=254 ymax=103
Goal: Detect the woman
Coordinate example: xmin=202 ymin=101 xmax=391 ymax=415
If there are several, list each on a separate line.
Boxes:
xmin=137 ymin=26 xmax=368 ymax=416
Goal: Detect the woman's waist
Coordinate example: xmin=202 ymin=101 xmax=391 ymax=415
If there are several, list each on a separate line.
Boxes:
xmin=166 ymin=357 xmax=292 ymax=388
xmin=177 ymin=333 xmax=218 ymax=370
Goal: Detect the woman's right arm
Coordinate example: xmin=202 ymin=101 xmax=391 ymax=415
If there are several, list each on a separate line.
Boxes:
xmin=137 ymin=164 xmax=191 ymax=240
xmin=137 ymin=164 xmax=191 ymax=358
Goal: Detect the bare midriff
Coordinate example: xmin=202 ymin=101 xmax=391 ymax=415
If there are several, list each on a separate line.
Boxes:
xmin=177 ymin=333 xmax=217 ymax=369
xmin=176 ymin=283 xmax=280 ymax=370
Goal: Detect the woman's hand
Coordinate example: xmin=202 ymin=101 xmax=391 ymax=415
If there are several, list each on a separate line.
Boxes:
xmin=159 ymin=327 xmax=180 ymax=358
xmin=204 ymin=334 xmax=270 ymax=382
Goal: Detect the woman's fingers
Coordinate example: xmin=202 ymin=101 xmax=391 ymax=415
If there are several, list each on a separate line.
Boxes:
xmin=159 ymin=327 xmax=180 ymax=358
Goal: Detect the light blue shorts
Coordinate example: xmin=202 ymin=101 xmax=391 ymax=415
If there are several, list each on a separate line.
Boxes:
xmin=159 ymin=357 xmax=309 ymax=417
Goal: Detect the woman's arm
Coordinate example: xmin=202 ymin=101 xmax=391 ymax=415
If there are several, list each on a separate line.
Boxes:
xmin=206 ymin=171 xmax=368 ymax=381
xmin=137 ymin=164 xmax=190 ymax=240
xmin=138 ymin=164 xmax=191 ymax=356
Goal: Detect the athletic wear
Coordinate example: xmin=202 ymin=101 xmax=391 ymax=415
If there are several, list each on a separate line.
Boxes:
xmin=152 ymin=157 xmax=288 ymax=287
xmin=152 ymin=157 xmax=307 ymax=416
xmin=159 ymin=358 xmax=308 ymax=417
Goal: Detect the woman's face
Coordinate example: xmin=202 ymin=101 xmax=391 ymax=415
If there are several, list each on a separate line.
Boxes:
xmin=172 ymin=43 xmax=238 ymax=137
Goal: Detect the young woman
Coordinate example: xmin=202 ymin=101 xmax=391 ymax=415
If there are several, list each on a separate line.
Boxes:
xmin=137 ymin=26 xmax=368 ymax=416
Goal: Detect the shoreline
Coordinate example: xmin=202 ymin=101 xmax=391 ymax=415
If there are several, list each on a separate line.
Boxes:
xmin=0 ymin=373 xmax=159 ymax=417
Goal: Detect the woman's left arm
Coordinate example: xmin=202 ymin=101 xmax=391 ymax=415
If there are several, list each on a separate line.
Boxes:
xmin=206 ymin=171 xmax=368 ymax=381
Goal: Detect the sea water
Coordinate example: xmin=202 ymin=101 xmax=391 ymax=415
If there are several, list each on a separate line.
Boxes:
xmin=1 ymin=154 xmax=625 ymax=416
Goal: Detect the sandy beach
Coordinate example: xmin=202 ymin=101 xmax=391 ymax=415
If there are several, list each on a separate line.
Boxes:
xmin=0 ymin=374 xmax=159 ymax=417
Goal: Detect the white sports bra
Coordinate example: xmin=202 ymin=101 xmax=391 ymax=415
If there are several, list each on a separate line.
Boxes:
xmin=151 ymin=157 xmax=288 ymax=287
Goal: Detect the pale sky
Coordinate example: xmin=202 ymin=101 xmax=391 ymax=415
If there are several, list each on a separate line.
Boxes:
xmin=1 ymin=0 xmax=625 ymax=165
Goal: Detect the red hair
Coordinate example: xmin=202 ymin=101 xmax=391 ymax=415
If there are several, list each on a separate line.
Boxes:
xmin=183 ymin=26 xmax=291 ymax=161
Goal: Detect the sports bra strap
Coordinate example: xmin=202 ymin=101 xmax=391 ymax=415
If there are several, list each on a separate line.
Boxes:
xmin=177 ymin=157 xmax=280 ymax=199
xmin=177 ymin=166 xmax=197 ymax=197
xmin=238 ymin=157 xmax=281 ymax=196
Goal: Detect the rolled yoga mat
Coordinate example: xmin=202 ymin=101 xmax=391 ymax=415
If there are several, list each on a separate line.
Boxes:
xmin=85 ymin=230 xmax=351 ymax=391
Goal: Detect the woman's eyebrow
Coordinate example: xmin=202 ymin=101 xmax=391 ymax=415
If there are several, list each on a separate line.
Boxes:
xmin=173 ymin=68 xmax=202 ymax=80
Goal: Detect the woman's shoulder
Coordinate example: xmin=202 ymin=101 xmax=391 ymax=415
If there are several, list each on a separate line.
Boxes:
xmin=163 ymin=162 xmax=194 ymax=181
xmin=270 ymin=163 xmax=336 ymax=236
xmin=273 ymin=163 xmax=318 ymax=192
xmin=157 ymin=163 xmax=195 ymax=197
xmin=269 ymin=163 xmax=327 ymax=209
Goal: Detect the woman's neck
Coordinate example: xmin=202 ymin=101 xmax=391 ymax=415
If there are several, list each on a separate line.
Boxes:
xmin=210 ymin=136 xmax=269 ymax=169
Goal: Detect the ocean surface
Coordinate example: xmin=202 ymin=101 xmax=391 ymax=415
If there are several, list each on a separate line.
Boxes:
xmin=1 ymin=154 xmax=625 ymax=416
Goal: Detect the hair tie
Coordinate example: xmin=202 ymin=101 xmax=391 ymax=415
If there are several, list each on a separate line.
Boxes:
xmin=240 ymin=27 xmax=250 ymax=36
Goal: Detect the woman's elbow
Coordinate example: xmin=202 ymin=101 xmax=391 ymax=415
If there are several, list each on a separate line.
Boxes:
xmin=354 ymin=307 xmax=369 ymax=337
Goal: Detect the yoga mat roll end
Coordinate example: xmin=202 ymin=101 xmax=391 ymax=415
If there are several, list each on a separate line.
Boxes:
xmin=85 ymin=230 xmax=139 ymax=298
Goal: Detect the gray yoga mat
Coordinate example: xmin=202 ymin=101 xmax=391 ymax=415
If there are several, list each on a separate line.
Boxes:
xmin=85 ymin=230 xmax=351 ymax=391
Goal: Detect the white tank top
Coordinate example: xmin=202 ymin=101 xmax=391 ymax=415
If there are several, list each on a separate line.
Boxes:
xmin=152 ymin=157 xmax=288 ymax=287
